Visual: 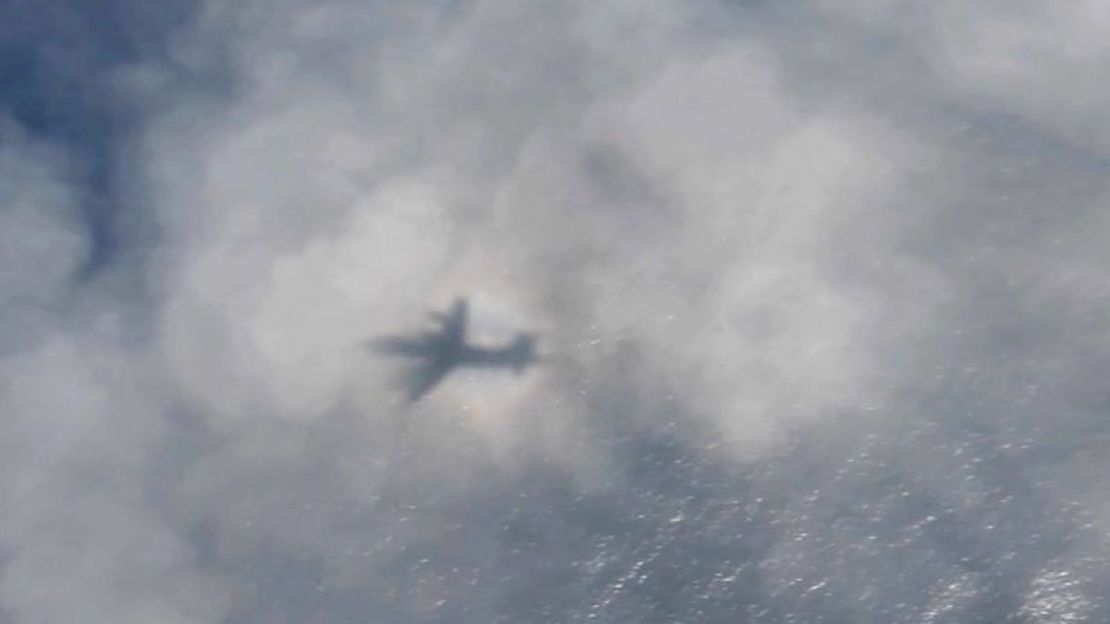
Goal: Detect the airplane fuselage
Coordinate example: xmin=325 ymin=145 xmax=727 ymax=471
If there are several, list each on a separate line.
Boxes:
xmin=458 ymin=344 xmax=517 ymax=366
xmin=423 ymin=341 xmax=530 ymax=372
xmin=371 ymin=297 xmax=536 ymax=400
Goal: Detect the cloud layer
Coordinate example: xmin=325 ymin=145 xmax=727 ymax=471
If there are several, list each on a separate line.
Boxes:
xmin=4 ymin=1 xmax=1110 ymax=622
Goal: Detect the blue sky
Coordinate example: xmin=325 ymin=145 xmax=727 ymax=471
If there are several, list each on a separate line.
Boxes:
xmin=3 ymin=2 xmax=1110 ymax=622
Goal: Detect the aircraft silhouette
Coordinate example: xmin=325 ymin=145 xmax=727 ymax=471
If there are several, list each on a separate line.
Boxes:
xmin=371 ymin=298 xmax=539 ymax=401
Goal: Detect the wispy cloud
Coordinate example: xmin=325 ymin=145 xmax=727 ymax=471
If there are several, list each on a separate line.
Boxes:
xmin=3 ymin=1 xmax=1110 ymax=622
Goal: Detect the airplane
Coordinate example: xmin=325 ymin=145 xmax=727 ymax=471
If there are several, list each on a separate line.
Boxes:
xmin=370 ymin=297 xmax=539 ymax=401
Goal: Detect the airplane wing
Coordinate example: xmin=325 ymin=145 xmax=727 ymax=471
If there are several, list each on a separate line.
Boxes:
xmin=402 ymin=359 xmax=454 ymax=402
xmin=439 ymin=298 xmax=467 ymax=346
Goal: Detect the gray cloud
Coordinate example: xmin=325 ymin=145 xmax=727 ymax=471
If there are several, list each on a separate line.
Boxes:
xmin=4 ymin=1 xmax=1110 ymax=622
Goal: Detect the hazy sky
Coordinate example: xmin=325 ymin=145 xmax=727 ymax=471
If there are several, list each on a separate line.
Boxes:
xmin=4 ymin=1 xmax=1110 ymax=622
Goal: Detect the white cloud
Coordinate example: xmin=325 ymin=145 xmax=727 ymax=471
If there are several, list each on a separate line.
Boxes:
xmin=0 ymin=120 xmax=88 ymax=349
xmin=0 ymin=337 xmax=229 ymax=624
xmin=823 ymin=1 xmax=1110 ymax=152
xmin=7 ymin=0 xmax=1110 ymax=621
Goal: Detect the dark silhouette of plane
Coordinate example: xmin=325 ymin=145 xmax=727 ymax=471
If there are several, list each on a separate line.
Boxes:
xmin=370 ymin=298 xmax=539 ymax=401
